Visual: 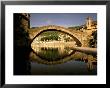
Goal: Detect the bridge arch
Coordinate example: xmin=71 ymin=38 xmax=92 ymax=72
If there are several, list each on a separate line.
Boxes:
xmin=31 ymin=25 xmax=82 ymax=46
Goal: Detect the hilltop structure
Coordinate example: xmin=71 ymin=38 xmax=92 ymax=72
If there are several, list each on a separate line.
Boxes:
xmin=86 ymin=17 xmax=97 ymax=30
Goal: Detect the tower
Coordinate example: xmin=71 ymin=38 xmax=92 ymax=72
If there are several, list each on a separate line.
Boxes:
xmin=14 ymin=13 xmax=30 ymax=32
xmin=14 ymin=13 xmax=30 ymax=47
xmin=86 ymin=17 xmax=92 ymax=30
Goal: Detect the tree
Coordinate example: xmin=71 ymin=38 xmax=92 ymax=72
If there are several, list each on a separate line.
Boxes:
xmin=89 ymin=31 xmax=97 ymax=48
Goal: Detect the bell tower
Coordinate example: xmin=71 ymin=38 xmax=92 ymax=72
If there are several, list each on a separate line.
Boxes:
xmin=86 ymin=17 xmax=92 ymax=30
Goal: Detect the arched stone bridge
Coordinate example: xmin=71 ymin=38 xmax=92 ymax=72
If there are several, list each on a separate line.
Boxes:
xmin=29 ymin=25 xmax=90 ymax=47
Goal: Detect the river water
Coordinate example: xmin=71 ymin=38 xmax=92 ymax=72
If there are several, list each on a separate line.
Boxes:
xmin=28 ymin=42 xmax=97 ymax=75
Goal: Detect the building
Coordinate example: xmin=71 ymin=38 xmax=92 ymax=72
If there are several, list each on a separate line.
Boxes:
xmin=86 ymin=17 xmax=97 ymax=30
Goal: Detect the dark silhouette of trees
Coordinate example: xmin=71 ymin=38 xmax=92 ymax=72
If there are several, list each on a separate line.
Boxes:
xmin=89 ymin=31 xmax=97 ymax=48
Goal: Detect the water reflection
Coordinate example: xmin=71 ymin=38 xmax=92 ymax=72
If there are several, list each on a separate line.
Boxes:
xmin=31 ymin=42 xmax=74 ymax=61
xmin=29 ymin=42 xmax=97 ymax=75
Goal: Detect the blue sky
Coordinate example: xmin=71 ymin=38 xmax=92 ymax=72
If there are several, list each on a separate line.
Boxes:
xmin=30 ymin=13 xmax=97 ymax=28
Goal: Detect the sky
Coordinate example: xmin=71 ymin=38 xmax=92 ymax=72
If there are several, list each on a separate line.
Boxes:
xmin=30 ymin=13 xmax=97 ymax=28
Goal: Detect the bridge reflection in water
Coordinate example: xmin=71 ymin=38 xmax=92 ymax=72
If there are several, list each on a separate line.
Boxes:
xmin=29 ymin=41 xmax=97 ymax=75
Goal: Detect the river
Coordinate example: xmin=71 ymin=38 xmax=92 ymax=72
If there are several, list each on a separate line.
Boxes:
xmin=28 ymin=41 xmax=97 ymax=75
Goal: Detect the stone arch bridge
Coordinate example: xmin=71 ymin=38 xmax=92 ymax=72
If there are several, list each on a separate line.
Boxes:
xmin=28 ymin=25 xmax=90 ymax=47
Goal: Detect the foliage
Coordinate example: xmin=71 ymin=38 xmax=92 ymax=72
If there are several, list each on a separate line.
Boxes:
xmin=40 ymin=31 xmax=60 ymax=41
xmin=92 ymin=21 xmax=97 ymax=26
xmin=40 ymin=31 xmax=58 ymax=36
xmin=68 ymin=25 xmax=84 ymax=30
xmin=89 ymin=31 xmax=97 ymax=48
xmin=41 ymin=35 xmax=59 ymax=41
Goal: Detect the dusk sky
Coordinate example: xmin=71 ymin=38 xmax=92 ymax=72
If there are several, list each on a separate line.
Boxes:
xmin=30 ymin=13 xmax=97 ymax=28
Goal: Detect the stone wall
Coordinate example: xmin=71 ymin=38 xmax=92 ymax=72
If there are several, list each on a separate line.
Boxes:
xmin=14 ymin=13 xmax=31 ymax=75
